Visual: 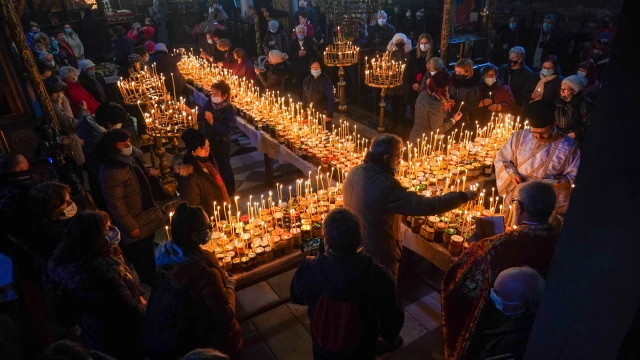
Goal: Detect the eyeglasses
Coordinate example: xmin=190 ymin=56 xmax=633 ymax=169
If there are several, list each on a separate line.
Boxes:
xmin=560 ymin=88 xmax=573 ymax=93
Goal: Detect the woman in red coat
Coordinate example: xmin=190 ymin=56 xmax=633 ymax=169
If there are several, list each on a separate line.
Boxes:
xmin=59 ymin=66 xmax=99 ymax=116
xmin=231 ymin=48 xmax=256 ymax=83
xmin=477 ymin=64 xmax=515 ymax=128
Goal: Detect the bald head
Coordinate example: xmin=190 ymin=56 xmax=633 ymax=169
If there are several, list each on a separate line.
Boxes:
xmin=493 ymin=267 xmax=545 ymax=315
xmin=0 ymin=154 xmax=29 ymax=174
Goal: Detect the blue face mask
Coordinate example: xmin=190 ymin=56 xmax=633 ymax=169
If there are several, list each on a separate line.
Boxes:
xmin=540 ymin=69 xmax=553 ymax=77
xmin=509 ymin=23 xmax=517 ymax=30
xmin=576 ymin=71 xmax=587 ymax=78
xmin=490 ymin=288 xmax=521 ymax=315
xmin=297 ymin=34 xmax=305 ymax=40
xmin=542 ymin=23 xmax=552 ymax=33
xmin=64 ymin=28 xmax=72 ymax=34
xmin=87 ymin=70 xmax=96 ymax=78
xmin=311 ymin=69 xmax=321 ymax=77
xmin=105 ymin=225 xmax=121 ymax=245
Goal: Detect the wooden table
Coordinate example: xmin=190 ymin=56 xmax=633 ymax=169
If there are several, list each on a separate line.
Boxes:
xmin=401 ymin=222 xmax=456 ymax=272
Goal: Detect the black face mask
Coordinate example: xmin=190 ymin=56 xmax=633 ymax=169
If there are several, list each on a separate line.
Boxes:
xmin=395 ymin=42 xmax=404 ymax=49
xmin=508 ymin=59 xmax=519 ymax=67
xmin=455 ymin=74 xmax=466 ymax=81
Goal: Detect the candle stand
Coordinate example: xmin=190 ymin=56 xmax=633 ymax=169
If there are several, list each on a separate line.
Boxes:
xmin=323 ymin=30 xmax=359 ymax=114
xmin=364 ymin=52 xmax=406 ymax=133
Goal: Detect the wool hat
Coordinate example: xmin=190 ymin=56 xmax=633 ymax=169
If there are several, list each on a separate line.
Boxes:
xmin=78 ymin=59 xmax=95 ymax=72
xmin=562 ymin=75 xmax=587 ymax=93
xmin=268 ymin=50 xmax=288 ymax=64
xmin=144 ymin=40 xmax=156 ymax=53
xmin=268 ymin=20 xmax=279 ymax=31
xmin=181 ymin=128 xmax=207 ymax=153
xmin=155 ymin=43 xmax=168 ymax=52
xmin=523 ymin=99 xmax=556 ymax=128
xmin=43 ymin=77 xmax=66 ymax=95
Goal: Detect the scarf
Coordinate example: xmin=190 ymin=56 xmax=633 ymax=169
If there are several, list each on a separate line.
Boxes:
xmin=211 ymin=97 xmax=230 ymax=110
xmin=428 ymin=90 xmax=453 ymax=113
xmin=532 ymin=72 xmax=557 ymax=100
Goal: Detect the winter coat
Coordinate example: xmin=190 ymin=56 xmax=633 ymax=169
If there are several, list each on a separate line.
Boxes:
xmin=404 ymin=49 xmax=430 ymax=105
xmin=386 ymin=49 xmax=407 ymax=97
xmin=302 ymin=73 xmax=336 ymax=118
xmin=114 ymin=35 xmax=135 ymax=68
xmin=409 ymin=91 xmax=456 ymax=143
xmin=289 ymin=37 xmax=317 ymax=85
xmin=198 ymin=99 xmax=236 ymax=159
xmin=479 ymin=313 xmax=537 ymax=360
xmin=231 ymin=58 xmax=256 ymax=82
xmin=81 ymin=10 xmax=106 ymax=61
xmin=555 ymin=92 xmax=593 ymax=144
xmin=294 ymin=7 xmax=318 ymax=26
xmin=448 ymin=70 xmax=480 ymax=124
xmin=79 ymin=73 xmax=107 ymax=103
xmin=262 ymin=29 xmax=290 ymax=55
xmin=494 ymin=27 xmax=529 ymax=65
xmin=48 ymin=253 xmax=144 ymax=359
xmin=77 ymin=116 xmax=107 ymax=176
xmin=525 ymin=73 xmax=563 ymax=103
xmin=63 ymin=80 xmax=100 ymax=115
xmin=290 ymin=251 xmax=404 ymax=359
xmin=477 ymin=80 xmax=516 ymax=127
xmin=56 ymin=41 xmax=78 ymax=68
xmin=99 ymin=149 xmax=164 ymax=242
xmin=257 ymin=62 xmax=287 ymax=93
xmin=63 ymin=33 xmax=84 ymax=58
xmin=52 ymin=95 xmax=87 ymax=166
xmin=172 ymin=153 xmax=229 ymax=217
xmin=366 ymin=24 xmax=396 ymax=50
xmin=204 ymin=42 xmax=225 ymax=63
xmin=144 ymin=242 xmax=242 ymax=359
xmin=498 ymin=64 xmax=535 ymax=107
xmin=152 ymin=51 xmax=185 ymax=96
xmin=342 ymin=154 xmax=469 ymax=267
xmin=293 ymin=21 xmax=314 ymax=40
xmin=527 ymin=28 xmax=567 ymax=69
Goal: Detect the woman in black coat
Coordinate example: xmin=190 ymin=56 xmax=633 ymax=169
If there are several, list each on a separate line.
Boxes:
xmin=197 ymin=80 xmax=237 ymax=197
xmin=526 ymin=55 xmax=563 ymax=104
xmin=405 ymin=33 xmax=435 ymax=115
xmin=172 ymin=129 xmax=230 ymax=217
xmin=448 ymin=58 xmax=480 ymax=129
xmin=302 ymin=59 xmax=336 ymax=123
xmin=255 ymin=50 xmax=289 ymax=93
xmin=152 ymin=44 xmax=186 ymax=98
xmin=48 ymin=210 xmax=145 ymax=359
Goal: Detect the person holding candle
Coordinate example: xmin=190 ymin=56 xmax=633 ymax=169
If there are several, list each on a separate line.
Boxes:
xmin=527 ymin=55 xmax=563 ymax=103
xmin=442 ymin=181 xmax=558 ymax=359
xmin=144 ymin=202 xmax=242 ymax=359
xmin=448 ymin=58 xmax=480 ymax=129
xmin=343 ymin=133 xmax=478 ymax=281
xmin=152 ymin=43 xmax=187 ymax=98
xmin=214 ymin=39 xmax=235 ymax=69
xmin=231 ymin=48 xmax=256 ymax=82
xmin=201 ymin=29 xmax=224 ymax=63
xmin=367 ymin=11 xmax=396 ymax=51
xmin=477 ymin=63 xmax=515 ymax=128
xmin=409 ymin=70 xmax=463 ymax=143
xmin=498 ymin=46 xmax=535 ymax=114
xmin=96 ymin=129 xmax=164 ymax=285
xmin=198 ymin=80 xmax=237 ymax=196
xmin=290 ymin=25 xmax=317 ymax=90
xmin=302 ymin=58 xmax=335 ymax=124
xmin=405 ymin=33 xmax=435 ymax=117
xmin=255 ymin=50 xmax=288 ymax=93
xmin=385 ymin=33 xmax=411 ymax=129
xmin=294 ymin=11 xmax=315 ymax=39
xmin=173 ymin=128 xmax=230 ymax=218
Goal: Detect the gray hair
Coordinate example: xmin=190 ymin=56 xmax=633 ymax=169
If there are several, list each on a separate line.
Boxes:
xmin=369 ymin=133 xmax=402 ymax=157
xmin=295 ymin=24 xmax=307 ymax=35
xmin=495 ymin=267 xmax=545 ymax=314
xmin=58 ymin=66 xmax=78 ymax=81
xmin=426 ymin=57 xmax=445 ymax=71
xmin=544 ymin=13 xmax=558 ymax=23
xmin=378 ymin=10 xmax=388 ymax=20
xmin=517 ymin=181 xmax=556 ymax=223
xmin=509 ymin=46 xmax=525 ymax=60
xmin=39 ymin=51 xmax=53 ymax=61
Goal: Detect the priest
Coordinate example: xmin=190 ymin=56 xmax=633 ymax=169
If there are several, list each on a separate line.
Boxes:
xmin=494 ymin=99 xmax=580 ymax=222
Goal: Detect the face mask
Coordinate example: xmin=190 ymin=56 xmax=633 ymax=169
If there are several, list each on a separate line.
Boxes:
xmin=395 ymin=42 xmax=404 ymax=49
xmin=576 ymin=71 xmax=587 ymax=78
xmin=508 ymin=59 xmax=519 ymax=67
xmin=430 ymin=71 xmax=436 ymax=76
xmin=311 ymin=69 xmax=321 ymax=77
xmin=455 ymin=74 xmax=466 ymax=81
xmin=52 ymin=40 xmax=59 ymax=48
xmin=490 ymin=288 xmax=521 ymax=315
xmin=207 ymin=39 xmax=214 ymax=44
xmin=484 ymin=77 xmax=496 ymax=86
xmin=416 ymin=15 xmax=423 ymax=19
xmin=299 ymin=6 xmax=306 ymax=10
xmin=31 ymin=28 xmax=39 ymax=33
xmin=59 ymin=201 xmax=77 ymax=220
xmin=542 ymin=23 xmax=552 ymax=33
xmin=87 ymin=70 xmax=96 ymax=78
xmin=406 ymin=12 xmax=411 ymax=17
xmin=121 ymin=146 xmax=133 ymax=156
xmin=211 ymin=96 xmax=223 ymax=104
xmin=105 ymin=225 xmax=121 ymax=245
xmin=378 ymin=19 xmax=386 ymax=26
xmin=64 ymin=28 xmax=72 ymax=34
xmin=420 ymin=44 xmax=430 ymax=51
xmin=270 ymin=28 xmax=277 ymax=33
xmin=561 ymin=94 xmax=573 ymax=102
xmin=297 ymin=34 xmax=305 ymax=40
xmin=509 ymin=22 xmax=517 ymax=30
xmin=540 ymin=69 xmax=553 ymax=77
xmin=394 ymin=8 xmax=400 ymax=14
xmin=47 ymin=60 xmax=56 ymax=67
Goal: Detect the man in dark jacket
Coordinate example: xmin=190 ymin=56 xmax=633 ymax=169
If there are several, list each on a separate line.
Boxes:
xmin=197 ymin=81 xmax=237 ymax=196
xmin=367 ymin=11 xmax=396 ymax=51
xmin=152 ymin=43 xmax=186 ymax=98
xmin=291 ymin=208 xmax=404 ymax=359
xmin=294 ymin=0 xmax=318 ymax=27
xmin=342 ymin=134 xmax=477 ymax=280
xmin=494 ymin=17 xmax=529 ymax=66
xmin=556 ymin=75 xmax=593 ymax=145
xmin=262 ymin=20 xmax=290 ymax=55
xmin=113 ymin=26 xmax=134 ymax=68
xmin=527 ymin=13 xmax=566 ymax=70
xmin=78 ymin=59 xmax=107 ymax=103
xmin=498 ymin=46 xmax=534 ymax=112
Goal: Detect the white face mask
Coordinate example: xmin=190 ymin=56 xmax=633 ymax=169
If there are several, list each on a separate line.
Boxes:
xmin=207 ymin=39 xmax=214 ymax=44
xmin=378 ymin=19 xmax=386 ymax=26
xmin=406 ymin=12 xmax=411 ymax=17
xmin=430 ymin=71 xmax=436 ymax=76
xmin=121 ymin=146 xmax=133 ymax=156
xmin=310 ymin=69 xmax=321 ymax=77
xmin=211 ymin=96 xmax=223 ymax=104
xmin=59 ymin=201 xmax=77 ymax=220
xmin=420 ymin=44 xmax=430 ymax=51
xmin=484 ymin=77 xmax=496 ymax=86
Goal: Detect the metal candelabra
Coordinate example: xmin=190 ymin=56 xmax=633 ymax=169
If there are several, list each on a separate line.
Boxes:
xmin=364 ymin=52 xmax=406 ymax=133
xmin=323 ymin=28 xmax=359 ymax=114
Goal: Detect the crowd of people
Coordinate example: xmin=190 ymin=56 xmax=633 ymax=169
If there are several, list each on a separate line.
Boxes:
xmin=0 ymin=4 xmax=612 ymax=360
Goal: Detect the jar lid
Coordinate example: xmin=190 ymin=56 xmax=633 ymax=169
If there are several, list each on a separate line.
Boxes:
xmin=451 ymin=235 xmax=464 ymax=243
xmin=436 ymin=222 xmax=447 ymax=229
xmin=232 ymin=258 xmax=241 ymax=264
xmin=226 ymin=251 xmax=235 ymax=258
xmin=445 ymin=228 xmax=457 ymax=235
xmin=224 ymin=256 xmax=232 ymax=262
xmin=255 ymin=247 xmax=264 ymax=253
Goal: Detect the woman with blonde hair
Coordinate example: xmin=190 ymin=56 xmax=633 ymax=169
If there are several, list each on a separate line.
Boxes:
xmin=418 ymin=57 xmax=446 ymax=92
xmin=406 ymin=33 xmax=435 ymax=115
xmin=385 ymin=33 xmax=411 ymax=128
xmin=448 ymin=58 xmax=480 ymax=126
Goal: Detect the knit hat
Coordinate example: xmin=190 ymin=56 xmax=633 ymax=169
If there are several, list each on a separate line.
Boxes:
xmin=78 ymin=59 xmax=95 ymax=72
xmin=181 ymin=128 xmax=207 ymax=153
xmin=144 ymin=40 xmax=156 ymax=53
xmin=268 ymin=50 xmax=288 ymax=64
xmin=155 ymin=43 xmax=168 ymax=52
xmin=43 ymin=77 xmax=66 ymax=95
xmin=128 ymin=53 xmax=142 ymax=66
xmin=268 ymin=20 xmax=279 ymax=31
xmin=523 ymin=100 xmax=556 ymax=128
xmin=562 ymin=75 xmax=587 ymax=93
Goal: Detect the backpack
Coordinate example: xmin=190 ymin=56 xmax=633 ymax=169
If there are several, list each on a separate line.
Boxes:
xmin=310 ymin=256 xmax=374 ymax=356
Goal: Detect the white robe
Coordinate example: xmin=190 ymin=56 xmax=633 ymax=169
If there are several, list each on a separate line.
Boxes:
xmin=495 ymin=128 xmax=580 ymax=218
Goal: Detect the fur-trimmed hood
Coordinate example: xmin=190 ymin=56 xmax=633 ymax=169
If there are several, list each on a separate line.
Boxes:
xmin=48 ymin=252 xmax=131 ymax=291
xmin=172 ymin=152 xmax=194 ymax=178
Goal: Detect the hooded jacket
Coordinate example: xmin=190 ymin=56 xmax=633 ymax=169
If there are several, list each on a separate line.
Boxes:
xmin=144 ymin=242 xmax=242 ymax=359
xmin=555 ymin=92 xmax=593 ymax=144
xmin=290 ymin=251 xmax=404 ymax=359
xmin=172 ymin=153 xmax=229 ymax=217
xmin=48 ymin=252 xmax=144 ymax=359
